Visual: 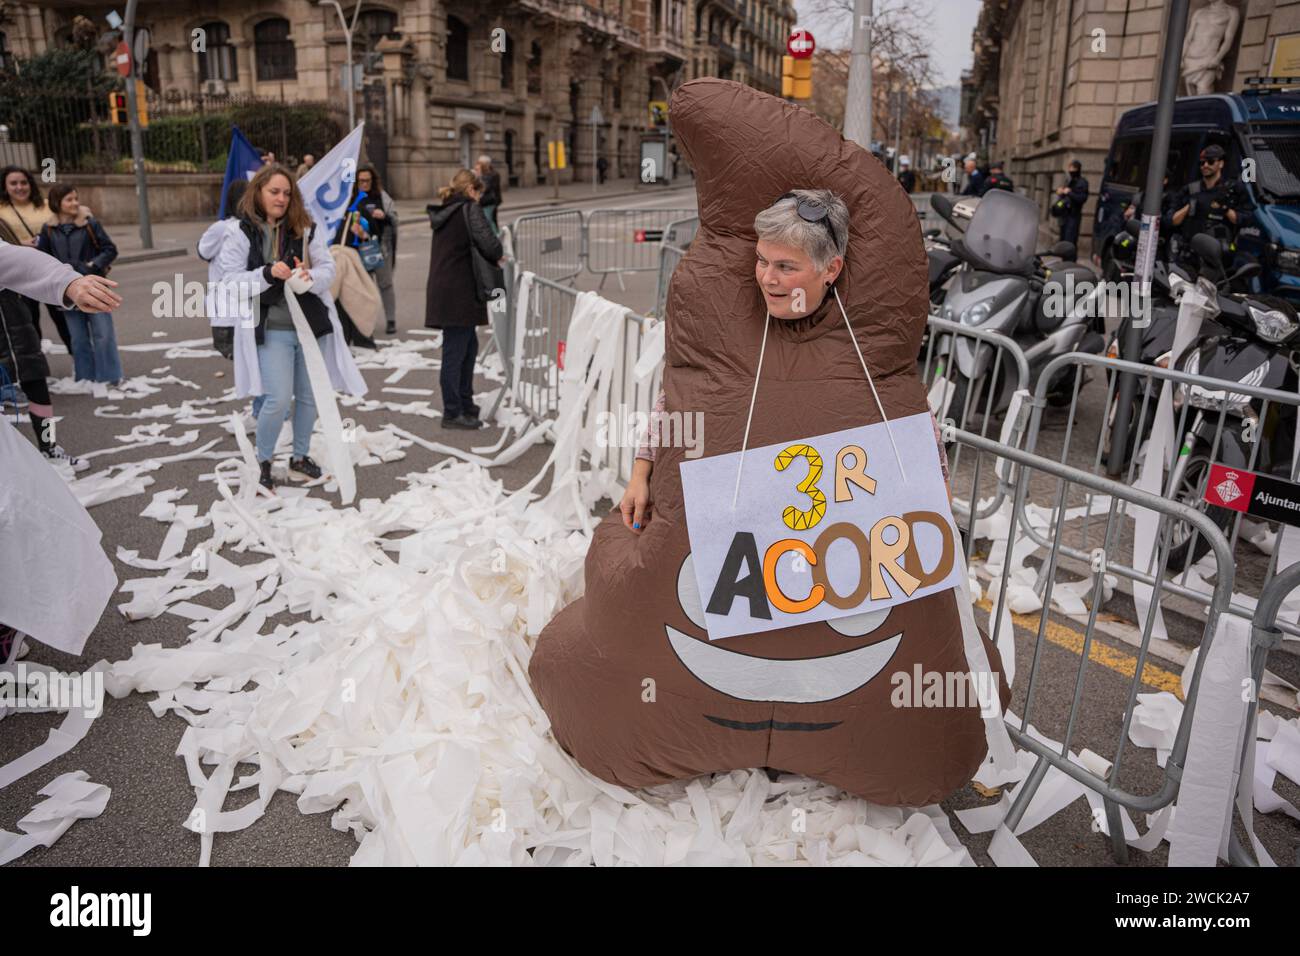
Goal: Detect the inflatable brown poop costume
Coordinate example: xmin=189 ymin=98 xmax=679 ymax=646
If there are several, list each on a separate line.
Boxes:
xmin=529 ymin=79 xmax=1009 ymax=805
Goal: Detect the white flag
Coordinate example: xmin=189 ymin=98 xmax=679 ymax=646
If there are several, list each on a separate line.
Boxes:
xmin=298 ymin=123 xmax=365 ymax=241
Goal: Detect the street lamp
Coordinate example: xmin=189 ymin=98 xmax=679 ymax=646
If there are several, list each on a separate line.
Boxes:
xmin=318 ymin=0 xmax=364 ymax=130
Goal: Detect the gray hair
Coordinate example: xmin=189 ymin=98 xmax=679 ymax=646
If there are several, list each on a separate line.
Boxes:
xmin=753 ymin=188 xmax=849 ymax=270
xmin=476 ymin=155 xmax=493 ymax=168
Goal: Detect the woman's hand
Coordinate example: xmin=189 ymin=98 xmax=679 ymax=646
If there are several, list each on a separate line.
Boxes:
xmin=270 ymin=260 xmax=293 ymax=280
xmin=619 ymin=459 xmax=654 ymax=533
xmin=24 ymin=236 xmax=38 ymax=247
xmin=371 ymin=209 xmax=385 ymax=220
xmin=350 ymin=221 xmax=368 ymax=239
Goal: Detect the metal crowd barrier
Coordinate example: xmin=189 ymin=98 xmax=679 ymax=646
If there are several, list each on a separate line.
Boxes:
xmin=952 ymin=428 xmax=1236 ymax=863
xmin=587 ymin=207 xmax=697 ymax=290
xmin=1232 ymin=561 xmax=1300 ymax=865
xmin=509 ymin=210 xmax=584 ymax=283
xmin=504 ymin=269 xmax=659 ymax=485
xmin=651 ymin=215 xmax=698 ymax=320
xmin=920 ymin=316 xmax=1031 ymax=523
xmin=1019 ymin=352 xmax=1300 ymax=638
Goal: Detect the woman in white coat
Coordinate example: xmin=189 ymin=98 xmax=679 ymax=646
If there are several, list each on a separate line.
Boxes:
xmin=214 ymin=164 xmax=366 ymax=492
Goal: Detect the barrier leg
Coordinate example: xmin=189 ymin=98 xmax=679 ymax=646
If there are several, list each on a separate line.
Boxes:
xmin=1103 ymin=797 xmax=1130 ymax=864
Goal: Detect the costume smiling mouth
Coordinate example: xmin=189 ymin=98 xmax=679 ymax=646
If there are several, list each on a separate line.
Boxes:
xmin=669 ymin=553 xmax=903 ymax=703
xmin=667 ymin=625 xmax=902 ymax=703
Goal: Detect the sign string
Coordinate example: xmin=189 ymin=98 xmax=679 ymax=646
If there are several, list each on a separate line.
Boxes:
xmin=833 ymin=287 xmax=907 ymax=482
xmin=731 ymin=310 xmax=773 ymax=510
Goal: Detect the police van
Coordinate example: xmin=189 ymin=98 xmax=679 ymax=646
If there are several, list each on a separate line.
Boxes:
xmin=1094 ymin=78 xmax=1300 ymax=301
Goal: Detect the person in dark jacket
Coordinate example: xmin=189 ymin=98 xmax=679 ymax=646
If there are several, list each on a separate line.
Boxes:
xmin=35 ymin=184 xmax=122 ymax=383
xmin=979 ymin=160 xmax=1015 ymax=195
xmin=1054 ymin=159 xmax=1089 ymax=247
xmin=425 ymin=169 xmax=504 ymax=430
xmin=473 ymin=155 xmax=503 ymax=235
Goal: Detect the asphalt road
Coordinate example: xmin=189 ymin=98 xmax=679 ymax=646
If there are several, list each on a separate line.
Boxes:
xmin=2 ymin=187 xmax=1297 ymax=867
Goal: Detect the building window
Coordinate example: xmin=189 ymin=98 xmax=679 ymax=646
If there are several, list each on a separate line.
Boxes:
xmin=526 ymin=41 xmax=542 ymax=94
xmin=446 ymin=16 xmax=469 ymax=81
xmin=197 ymin=21 xmax=237 ymax=82
xmin=501 ymin=35 xmax=514 ymax=89
xmin=356 ymin=9 xmax=397 ymax=75
xmin=254 ymin=18 xmax=296 ymax=81
xmin=0 ymin=32 xmax=9 ymax=72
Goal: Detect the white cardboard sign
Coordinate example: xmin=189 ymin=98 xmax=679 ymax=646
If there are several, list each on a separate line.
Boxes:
xmin=679 ymin=412 xmax=959 ymax=640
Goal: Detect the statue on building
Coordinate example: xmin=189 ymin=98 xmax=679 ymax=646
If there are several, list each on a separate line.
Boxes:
xmin=1181 ymin=0 xmax=1241 ymax=96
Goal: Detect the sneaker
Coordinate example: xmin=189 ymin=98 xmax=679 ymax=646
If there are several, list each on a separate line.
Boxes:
xmin=288 ymin=455 xmax=323 ymax=481
xmin=466 ymin=402 xmax=482 ymax=419
xmin=258 ymin=459 xmax=275 ymax=493
xmin=0 ymin=389 xmax=27 ymax=413
xmin=441 ymin=413 xmax=483 ymax=430
xmin=43 ymin=444 xmax=90 ymax=473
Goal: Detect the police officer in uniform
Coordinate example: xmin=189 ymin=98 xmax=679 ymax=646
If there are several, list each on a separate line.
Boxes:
xmin=980 ymin=160 xmax=1015 ymax=195
xmin=1170 ymin=144 xmax=1254 ymax=270
xmin=1053 ymin=159 xmax=1089 ymax=247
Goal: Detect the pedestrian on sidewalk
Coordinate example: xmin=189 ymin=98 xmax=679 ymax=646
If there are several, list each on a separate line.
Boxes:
xmin=334 ymin=164 xmax=400 ymax=334
xmin=215 ymin=163 xmax=367 ymax=493
xmin=36 ymin=184 xmax=123 ymax=385
xmin=0 ymin=242 xmax=121 ymax=470
xmin=597 ymin=155 xmax=609 ymax=185
xmin=425 ymin=169 xmax=503 ymax=431
xmin=474 ymin=155 xmax=504 ymax=235
xmin=0 ymin=166 xmax=75 ymax=353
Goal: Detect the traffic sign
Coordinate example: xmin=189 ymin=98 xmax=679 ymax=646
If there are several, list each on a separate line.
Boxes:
xmin=114 ymin=40 xmax=131 ymax=77
xmin=788 ymin=29 xmax=815 ymax=59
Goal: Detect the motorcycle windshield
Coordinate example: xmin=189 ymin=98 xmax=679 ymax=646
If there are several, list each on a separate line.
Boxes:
xmin=960 ymin=190 xmax=1040 ymax=274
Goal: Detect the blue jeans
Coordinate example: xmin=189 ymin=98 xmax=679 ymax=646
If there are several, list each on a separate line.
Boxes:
xmin=62 ymin=310 xmax=123 ymax=382
xmin=255 ymin=328 xmax=318 ymax=462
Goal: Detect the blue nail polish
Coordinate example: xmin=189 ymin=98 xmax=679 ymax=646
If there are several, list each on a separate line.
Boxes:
xmin=633 ymin=522 xmax=641 ymax=529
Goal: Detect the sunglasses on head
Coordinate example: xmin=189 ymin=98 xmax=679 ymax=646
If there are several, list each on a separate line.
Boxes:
xmin=778 ymin=192 xmax=840 ymax=254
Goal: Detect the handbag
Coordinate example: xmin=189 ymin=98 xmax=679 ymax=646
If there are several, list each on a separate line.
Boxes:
xmin=346 ymin=211 xmax=385 ymax=271
xmin=462 ymin=203 xmax=503 ymax=304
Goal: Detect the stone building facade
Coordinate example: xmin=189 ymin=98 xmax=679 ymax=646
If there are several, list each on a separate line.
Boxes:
xmin=961 ymin=0 xmax=1300 ymax=251
xmin=0 ymin=0 xmax=795 ymax=197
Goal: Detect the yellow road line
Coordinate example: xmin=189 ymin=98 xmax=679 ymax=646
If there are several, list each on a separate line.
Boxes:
xmin=977 ymin=599 xmax=1184 ymax=699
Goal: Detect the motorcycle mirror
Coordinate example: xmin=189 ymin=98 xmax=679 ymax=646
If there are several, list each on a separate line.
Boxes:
xmin=930 ymin=193 xmax=955 ymax=222
xmin=1191 ymin=233 xmax=1224 ymax=269
xmin=1123 ymin=218 xmax=1141 ymax=238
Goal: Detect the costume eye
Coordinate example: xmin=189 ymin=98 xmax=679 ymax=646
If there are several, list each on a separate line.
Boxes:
xmin=827 ymin=606 xmax=892 ymax=637
xmin=677 ymin=553 xmax=706 ymax=630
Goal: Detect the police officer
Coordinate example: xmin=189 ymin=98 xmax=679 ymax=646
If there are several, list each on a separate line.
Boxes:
xmin=1170 ymin=144 xmax=1254 ymax=268
xmin=980 ymin=160 xmax=1014 ymax=195
xmin=1053 ymin=159 xmax=1089 ymax=247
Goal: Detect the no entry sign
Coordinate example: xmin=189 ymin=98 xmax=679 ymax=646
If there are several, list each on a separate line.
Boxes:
xmin=788 ymin=29 xmax=815 ymax=59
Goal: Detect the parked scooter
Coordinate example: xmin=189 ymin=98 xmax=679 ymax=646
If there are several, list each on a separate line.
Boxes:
xmin=1164 ymin=233 xmax=1298 ymax=570
xmin=925 ymin=194 xmax=976 ymax=307
xmin=930 ymin=189 xmax=1107 ymax=426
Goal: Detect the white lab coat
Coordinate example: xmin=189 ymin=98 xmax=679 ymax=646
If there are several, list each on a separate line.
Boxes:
xmin=212 ymin=220 xmax=367 ymax=399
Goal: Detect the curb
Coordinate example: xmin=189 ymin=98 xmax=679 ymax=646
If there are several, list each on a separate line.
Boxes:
xmin=113 ymin=247 xmax=194 ymax=266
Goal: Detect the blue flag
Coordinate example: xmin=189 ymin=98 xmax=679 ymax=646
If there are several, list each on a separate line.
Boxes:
xmin=219 ymin=126 xmax=263 ymax=220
